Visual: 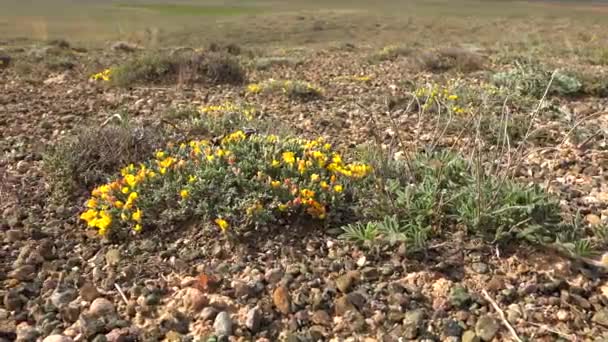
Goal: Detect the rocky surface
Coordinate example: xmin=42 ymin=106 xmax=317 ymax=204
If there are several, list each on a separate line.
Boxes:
xmin=1 ymin=43 xmax=608 ymax=341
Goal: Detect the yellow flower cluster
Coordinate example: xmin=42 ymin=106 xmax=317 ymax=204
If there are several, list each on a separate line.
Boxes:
xmin=415 ymin=82 xmax=469 ymax=116
xmin=91 ymin=69 xmax=112 ymax=82
xmin=80 ymin=131 xmax=373 ymax=236
xmin=246 ymin=79 xmax=323 ymax=97
xmin=198 ymin=102 xmax=256 ymax=121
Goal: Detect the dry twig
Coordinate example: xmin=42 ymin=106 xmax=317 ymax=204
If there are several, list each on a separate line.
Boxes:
xmin=482 ymin=289 xmax=524 ymax=342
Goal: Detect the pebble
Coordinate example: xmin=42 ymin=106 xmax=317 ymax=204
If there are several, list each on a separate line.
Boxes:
xmin=16 ymin=322 xmax=39 ymax=342
xmin=336 ymin=271 xmax=359 ymax=293
xmin=6 ymin=229 xmax=23 ymax=242
xmin=402 ymin=309 xmax=425 ymax=339
xmin=471 ymin=262 xmax=489 ymax=274
xmin=450 ymin=285 xmax=471 ymax=308
xmin=183 ymin=287 xmax=207 ymax=312
xmin=10 ymin=265 xmax=36 ymax=281
xmin=462 ymin=330 xmax=480 ymax=342
xmin=311 ymin=310 xmax=332 ymax=326
xmin=334 ymin=295 xmax=356 ymax=316
xmin=273 ymin=286 xmax=291 ymax=314
xmin=264 ymin=268 xmax=284 ymax=284
xmin=475 ymin=315 xmax=499 ymax=341
xmin=105 ymin=249 xmax=120 ymax=267
xmin=201 ymin=307 xmax=218 ymax=321
xmin=592 ymin=309 xmax=608 ymax=327
xmin=79 ymin=282 xmax=100 ymax=302
xmin=89 ymin=298 xmax=115 ymax=318
xmin=245 ymin=307 xmax=262 ymax=332
xmin=444 ymin=319 xmax=464 ymax=337
xmin=4 ymin=289 xmax=23 ymax=310
xmin=51 ymin=289 xmax=77 ymax=308
xmin=42 ymin=335 xmax=74 ymax=342
xmin=214 ymin=311 xmax=233 ymax=336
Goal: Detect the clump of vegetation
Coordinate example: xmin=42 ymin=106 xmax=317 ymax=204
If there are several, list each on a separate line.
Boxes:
xmin=343 ymin=148 xmax=569 ymax=252
xmin=251 ymin=56 xmax=304 ymax=70
xmin=247 ymin=79 xmax=323 ymax=101
xmin=78 ymin=132 xmax=373 ymax=238
xmin=43 ymin=121 xmax=167 ymax=202
xmin=369 ymin=45 xmax=413 ymax=62
xmin=492 ymin=60 xmax=581 ymax=97
xmin=415 ymin=48 xmax=485 ymax=73
xmin=108 ymin=51 xmax=246 ymax=87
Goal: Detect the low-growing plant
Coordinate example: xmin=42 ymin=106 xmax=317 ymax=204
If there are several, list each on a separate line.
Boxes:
xmin=109 ymin=51 xmax=246 ymax=87
xmin=79 ymin=132 xmax=373 ymax=238
xmin=492 ymin=60 xmax=582 ymax=97
xmin=251 ymin=56 xmax=304 ymax=70
xmin=344 ymin=148 xmax=567 ymax=251
xmin=44 ymin=120 xmax=167 ymax=202
xmin=247 ymin=79 xmax=323 ymax=101
xmin=415 ymin=47 xmax=485 ymax=73
xmin=369 ymin=45 xmax=413 ymax=62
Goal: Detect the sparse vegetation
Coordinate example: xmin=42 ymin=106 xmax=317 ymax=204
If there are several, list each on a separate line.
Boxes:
xmin=247 ymin=79 xmax=323 ymax=100
xmin=109 ymin=51 xmax=246 ymax=87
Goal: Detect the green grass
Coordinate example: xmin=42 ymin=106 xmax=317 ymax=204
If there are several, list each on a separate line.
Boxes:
xmin=115 ymin=3 xmax=262 ymax=16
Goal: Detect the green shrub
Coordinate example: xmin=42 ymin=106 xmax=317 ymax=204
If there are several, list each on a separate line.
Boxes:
xmin=491 ymin=61 xmax=582 ymax=97
xmin=251 ymin=56 xmax=304 ymax=70
xmin=109 ymin=52 xmax=246 ymax=87
xmin=369 ymin=45 xmax=413 ymax=62
xmin=78 ymin=132 xmax=373 ymax=238
xmin=43 ymin=121 xmax=167 ymax=202
xmin=415 ymin=47 xmax=485 ymax=73
xmin=343 ymin=149 xmax=571 ymax=252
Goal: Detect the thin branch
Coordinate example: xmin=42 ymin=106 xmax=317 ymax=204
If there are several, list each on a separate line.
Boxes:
xmin=114 ymin=283 xmax=129 ymax=305
xmin=482 ymin=289 xmax=524 ymax=342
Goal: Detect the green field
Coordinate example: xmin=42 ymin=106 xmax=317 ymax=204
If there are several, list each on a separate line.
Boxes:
xmin=1 ymin=0 xmax=607 ymax=49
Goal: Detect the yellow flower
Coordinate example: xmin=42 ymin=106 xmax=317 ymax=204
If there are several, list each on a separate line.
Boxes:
xmin=310 ymin=174 xmax=320 ymax=182
xmin=80 ymin=209 xmax=97 ymax=224
xmin=216 ymin=149 xmax=226 ymax=157
xmin=86 ymin=198 xmax=98 ymax=209
xmin=271 ymin=159 xmax=280 ymax=168
xmin=300 ymin=189 xmax=316 ymax=199
xmin=114 ymin=200 xmax=124 ymax=209
xmin=206 ymin=155 xmax=215 ymax=162
xmin=159 ymin=167 xmax=167 ymax=175
xmin=159 ymin=157 xmax=175 ymax=169
xmin=332 ymin=154 xmax=342 ymax=164
xmin=271 ymin=180 xmax=281 ymax=188
xmin=120 ymin=212 xmax=129 ymax=221
xmin=448 ymin=94 xmax=458 ymax=100
xmin=121 ymin=187 xmax=130 ymax=194
xmin=124 ymin=174 xmax=137 ymax=188
xmin=298 ymin=159 xmax=307 ymax=174
xmin=278 ymin=203 xmax=288 ymax=211
xmin=247 ymin=83 xmax=262 ymax=93
xmin=320 ymin=181 xmax=329 ymax=190
xmin=180 ymin=189 xmax=189 ymax=199
xmin=323 ymin=143 xmax=332 ymax=150
xmin=156 ymin=151 xmax=166 ymax=159
xmin=188 ymin=175 xmax=197 ymax=183
xmin=134 ymin=224 xmax=143 ymax=232
xmin=132 ymin=209 xmax=142 ymax=223
xmin=96 ymin=210 xmax=112 ymax=231
xmin=282 ymin=152 xmax=295 ymax=165
xmin=215 ymin=218 xmax=229 ymax=232
xmin=222 ymin=130 xmax=247 ymax=145
xmin=333 ymin=185 xmax=344 ymax=193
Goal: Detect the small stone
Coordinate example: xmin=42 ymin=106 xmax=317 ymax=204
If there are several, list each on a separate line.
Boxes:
xmin=105 ymin=249 xmax=120 ymax=267
xmin=592 ymin=309 xmax=608 ymax=327
xmin=462 ymin=330 xmax=480 ymax=342
xmin=89 ymin=298 xmax=115 ymax=318
xmin=79 ymin=282 xmax=100 ymax=302
xmin=60 ymin=302 xmax=81 ymax=323
xmin=475 ymin=315 xmax=499 ymax=341
xmin=471 ymin=262 xmax=489 ymax=274
xmin=336 ymin=271 xmax=359 ymax=293
xmin=164 ymin=331 xmax=181 ymax=342
xmin=273 ymin=286 xmax=291 ymax=314
xmin=265 ymin=268 xmax=284 ymax=284
xmin=361 ymin=267 xmax=380 ymax=281
xmin=201 ymin=307 xmax=218 ymax=321
xmin=214 ymin=311 xmax=233 ymax=336
xmin=4 ymin=289 xmax=23 ymax=310
xmin=444 ymin=319 xmax=463 ymax=337
xmin=10 ymin=265 xmax=36 ymax=281
xmin=51 ymin=289 xmax=77 ymax=308
xmin=347 ymin=292 xmax=366 ymax=310
xmin=586 ymin=214 xmax=602 ymax=226
xmin=144 ymin=293 xmax=161 ymax=306
xmin=311 ymin=310 xmax=331 ymax=326
xmin=6 ymin=229 xmax=23 ymax=242
xmin=16 ymin=322 xmax=39 ymax=342
xmin=334 ymin=295 xmax=356 ymax=316
xmin=183 ymin=287 xmax=207 ymax=312
xmin=43 ymin=335 xmax=74 ymax=342
xmin=233 ymin=281 xmax=255 ymax=298
xmin=556 ymin=310 xmax=569 ymax=321
xmin=486 ymin=276 xmax=505 ymax=292
xmin=402 ymin=309 xmax=425 ymax=339
xmin=245 ymin=307 xmax=262 ymax=332
xmin=506 ymin=304 xmax=522 ymax=323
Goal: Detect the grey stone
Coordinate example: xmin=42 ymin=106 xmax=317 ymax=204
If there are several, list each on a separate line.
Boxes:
xmin=214 ymin=311 xmax=233 ymax=336
xmin=245 ymin=307 xmax=262 ymax=332
xmin=51 ymin=289 xmax=77 ymax=308
xmin=402 ymin=309 xmax=425 ymax=339
xmin=475 ymin=315 xmax=499 ymax=341
xmin=593 ymin=309 xmax=608 ymax=327
xmin=450 ymin=285 xmax=471 ymax=308
xmin=201 ymin=307 xmax=218 ymax=321
xmin=462 ymin=330 xmax=480 ymax=342
xmin=471 ymin=262 xmax=489 ymax=274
